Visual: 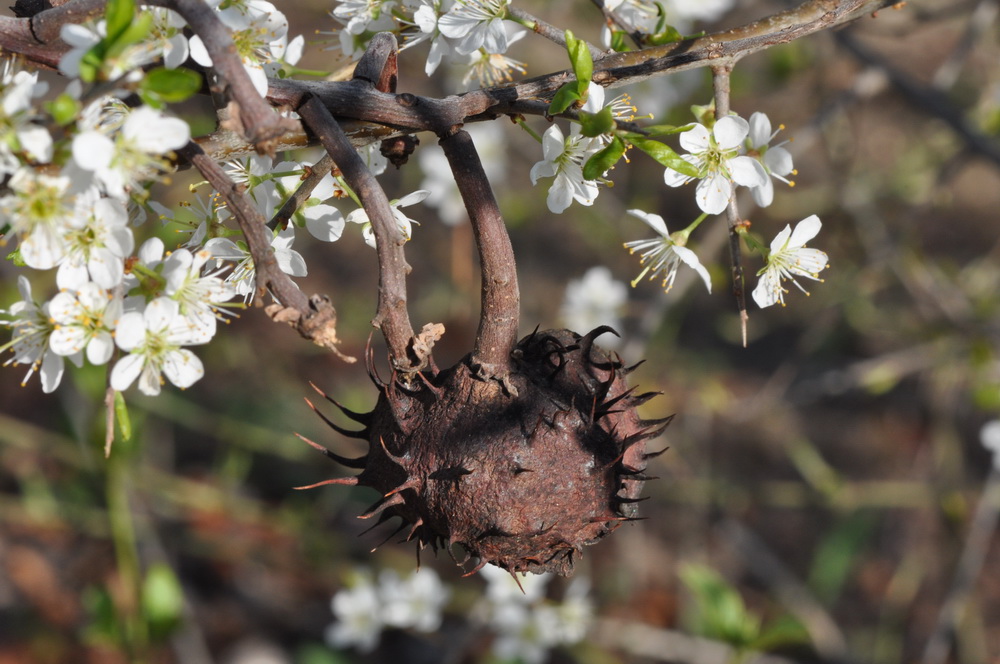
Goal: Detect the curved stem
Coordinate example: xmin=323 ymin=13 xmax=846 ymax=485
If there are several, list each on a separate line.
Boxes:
xmin=297 ymin=95 xmax=418 ymax=371
xmin=439 ymin=129 xmax=520 ymax=380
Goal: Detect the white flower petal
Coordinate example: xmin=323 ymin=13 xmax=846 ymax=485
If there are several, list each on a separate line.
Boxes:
xmin=713 ymin=115 xmax=749 ymax=150
xmin=162 ymin=349 xmax=204 ymax=389
xmin=694 ymin=172 xmax=731 ymax=215
xmin=305 ymin=204 xmax=346 ymax=242
xmin=678 ymin=123 xmax=710 ymax=153
xmin=747 ymin=112 xmax=771 ymax=147
xmin=626 ymin=209 xmax=669 ymax=237
xmin=110 ymin=353 xmax=144 ymax=391
xmin=72 ymin=132 xmax=115 ymax=172
xmin=728 ymin=155 xmax=767 ymax=188
xmin=86 ymin=331 xmax=115 ymax=365
xmin=673 ymin=245 xmax=712 ymax=293
xmin=114 ymin=311 xmax=146 ymax=351
xmin=788 ymin=214 xmax=822 ymax=247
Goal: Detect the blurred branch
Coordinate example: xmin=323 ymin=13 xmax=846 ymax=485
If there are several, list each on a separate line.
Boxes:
xmin=921 ymin=467 xmax=1000 ymax=664
xmin=835 ymin=29 xmax=1000 ymax=168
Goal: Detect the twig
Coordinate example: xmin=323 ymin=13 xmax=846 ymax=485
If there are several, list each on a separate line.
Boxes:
xmin=507 ymin=6 xmax=604 ymax=60
xmin=296 ymin=95 xmax=420 ymax=371
xmin=712 ymin=64 xmax=749 ymax=347
xmin=176 ymin=141 xmax=354 ymax=361
xmin=921 ymin=467 xmax=1000 ymax=664
xmin=268 ymin=154 xmax=335 ymax=231
xmin=439 ymin=129 xmax=520 ymax=386
xmin=159 ymin=0 xmax=298 ymax=153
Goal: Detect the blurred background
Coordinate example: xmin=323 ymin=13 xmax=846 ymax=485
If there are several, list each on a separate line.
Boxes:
xmin=2 ymin=0 xmax=1000 ymax=662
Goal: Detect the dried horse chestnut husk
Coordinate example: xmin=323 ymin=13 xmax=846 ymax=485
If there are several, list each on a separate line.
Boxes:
xmin=303 ymin=327 xmax=670 ymax=576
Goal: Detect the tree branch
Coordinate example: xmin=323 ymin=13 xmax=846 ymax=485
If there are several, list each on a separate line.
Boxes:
xmin=160 ymin=0 xmax=298 ymax=153
xmin=175 ymin=141 xmax=354 ymax=362
xmin=439 ymin=129 xmax=520 ymax=385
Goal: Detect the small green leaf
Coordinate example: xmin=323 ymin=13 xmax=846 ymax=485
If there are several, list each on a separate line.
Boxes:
xmin=548 ymin=83 xmax=582 ymax=115
xmin=564 ymin=30 xmax=592 ymax=84
xmin=578 ymin=107 xmax=615 ymax=138
xmin=751 ymin=615 xmax=811 ymax=652
xmin=583 ymin=135 xmax=626 ymax=180
xmin=139 ymin=67 xmax=203 ymax=106
xmin=106 ymin=12 xmax=153 ymax=61
xmin=46 ymin=93 xmax=81 ymax=126
xmin=114 ymin=391 xmax=132 ymax=442
xmin=610 ymin=30 xmax=630 ymax=52
xmin=680 ymin=564 xmax=759 ymax=648
xmin=630 ymin=136 xmax=699 ymax=177
xmin=807 ymin=512 xmax=877 ymax=604
xmin=104 ymin=0 xmax=136 ymax=45
xmin=647 ymin=25 xmax=683 ymax=46
xmin=6 ymin=246 xmax=25 ymax=267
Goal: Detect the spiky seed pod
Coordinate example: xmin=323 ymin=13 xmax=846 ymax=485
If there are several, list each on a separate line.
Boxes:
xmin=306 ymin=328 xmax=669 ymax=576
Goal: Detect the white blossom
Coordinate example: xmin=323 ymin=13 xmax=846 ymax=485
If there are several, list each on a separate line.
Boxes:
xmin=744 ymin=111 xmax=795 ymax=208
xmin=752 ymin=214 xmax=829 ymax=308
xmin=529 ymin=124 xmax=601 ymax=214
xmin=0 ymin=167 xmax=78 ymax=270
xmin=57 ymin=192 xmax=134 ymax=290
xmin=624 ymin=209 xmax=712 ymax=293
xmin=205 ymin=226 xmax=307 ymax=303
xmin=162 ymin=248 xmax=237 ymax=341
xmin=111 ymin=297 xmax=206 ymax=396
xmin=0 ymin=276 xmax=75 ymax=392
xmin=378 ymin=568 xmax=450 ymax=632
xmin=419 ymin=122 xmax=506 ymax=226
xmin=401 ymin=0 xmax=453 ymax=76
xmin=71 ymin=106 xmax=190 ymax=200
xmin=438 ymin=0 xmax=510 ymax=55
xmin=346 ymin=190 xmax=429 ymax=248
xmin=48 ymin=282 xmax=121 ymax=365
xmin=326 ymin=573 xmax=383 ymax=653
xmin=332 ymin=0 xmax=398 ymax=36
xmin=664 ymin=115 xmax=767 ymax=215
xmin=461 ymin=29 xmax=527 ymax=88
xmin=0 ymin=64 xmax=52 ymax=174
xmin=144 ymin=7 xmax=190 ymax=69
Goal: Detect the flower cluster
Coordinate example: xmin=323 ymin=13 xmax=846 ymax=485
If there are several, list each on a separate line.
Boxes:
xmin=474 ymin=566 xmax=594 ymax=664
xmin=325 ymin=568 xmax=450 ymax=653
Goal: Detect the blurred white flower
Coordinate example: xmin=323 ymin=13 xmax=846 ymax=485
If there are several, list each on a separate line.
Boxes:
xmin=419 ymin=122 xmax=506 ymax=226
xmin=0 ymin=167 xmax=78 ymax=270
xmin=751 ymin=214 xmax=828 ymax=308
xmin=205 ymin=226 xmax=307 ymax=304
xmin=663 ymin=115 xmax=767 ymax=215
xmin=402 ymin=0 xmax=453 ymax=76
xmin=0 ymin=65 xmax=52 ymax=174
xmin=744 ymin=111 xmax=795 ymax=208
xmin=560 ymin=267 xmax=628 ymax=348
xmin=379 ymin=568 xmax=451 ymax=632
xmin=624 ymin=209 xmax=711 ymax=293
xmin=57 ymin=192 xmax=134 ymax=290
xmin=981 ymin=421 xmax=1000 ymax=470
xmin=111 ymin=297 xmax=206 ymax=396
xmin=326 ymin=572 xmax=383 ymax=653
xmin=162 ymin=248 xmax=237 ymax=341
xmin=332 ymin=0 xmax=398 ymax=36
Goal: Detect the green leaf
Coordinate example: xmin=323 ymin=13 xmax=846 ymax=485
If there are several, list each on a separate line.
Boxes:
xmin=578 ymin=107 xmax=615 ymax=138
xmin=647 ymin=25 xmax=684 ymax=46
xmin=630 ymin=136 xmax=699 ymax=177
xmin=680 ymin=563 xmax=759 ymax=648
xmin=6 ymin=246 xmax=25 ymax=266
xmin=610 ymin=30 xmax=630 ymax=52
xmin=548 ymin=82 xmax=582 ymax=115
xmin=104 ymin=0 xmax=136 ymax=45
xmin=114 ymin=391 xmax=132 ymax=442
xmin=105 ymin=12 xmax=153 ymax=61
xmin=751 ymin=615 xmax=811 ymax=652
xmin=139 ymin=67 xmax=203 ymax=107
xmin=583 ymin=135 xmax=626 ymax=180
xmin=564 ymin=29 xmax=592 ymax=84
xmin=807 ymin=512 xmax=877 ymax=604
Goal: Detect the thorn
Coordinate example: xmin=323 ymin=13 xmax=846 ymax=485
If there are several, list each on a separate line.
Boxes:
xmin=308 ymin=381 xmax=372 ymax=425
xmin=415 ymin=370 xmax=444 ymax=398
xmin=304 ymin=398 xmax=369 ymax=439
xmin=597 ymin=386 xmax=638 ymax=416
xmin=365 ymin=333 xmax=386 ymax=388
xmin=506 ymin=569 xmax=526 ymax=593
xmin=623 ymin=360 xmax=646 ymax=375
xmin=428 ymin=466 xmax=474 ymax=481
xmin=618 ymin=471 xmax=659 ymax=481
xmin=629 ymin=391 xmax=663 ymax=408
xmin=357 ymin=512 xmax=394 ymax=537
xmin=644 ymin=446 xmax=670 ymax=460
xmin=384 ymin=477 xmax=420 ymax=497
xmin=358 ymin=492 xmax=405 ymax=519
xmin=614 ymin=495 xmax=650 ymax=504
xmin=370 ymin=521 xmax=409 ymax=552
xmin=639 ymin=414 xmax=675 ymax=429
xmin=405 ymin=517 xmax=424 ymax=542
xmin=379 ymin=436 xmax=409 ymax=467
xmin=461 ymin=558 xmax=488 ymax=577
xmin=294 ymin=433 xmax=368 ymax=468
xmin=293 ymin=476 xmax=359 ymax=490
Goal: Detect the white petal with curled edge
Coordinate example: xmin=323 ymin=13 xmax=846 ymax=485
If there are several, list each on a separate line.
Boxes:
xmin=305 ymin=205 xmax=346 ymax=242
xmin=765 ymin=146 xmax=794 ymax=176
xmin=752 ymin=269 xmax=782 ymax=308
xmin=110 ymin=353 xmax=144 ymax=391
xmin=627 ymin=209 xmax=669 ymax=237
xmin=276 ymin=248 xmax=307 ymax=277
xmin=137 ymin=363 xmax=162 ymax=396
xmin=187 ymin=35 xmax=213 ymax=66
xmin=713 ymin=115 xmax=749 ymax=150
xmin=674 ymin=245 xmax=712 ymax=293
xmin=788 ymin=215 xmax=822 ymax=248
xmin=769 ymin=224 xmax=793 ymax=253
xmin=747 ymin=112 xmax=771 ymax=147
xmin=546 ymin=176 xmax=574 ymax=214
xmin=39 ymin=351 xmax=66 ymax=394
xmin=751 ymin=177 xmax=774 ymax=208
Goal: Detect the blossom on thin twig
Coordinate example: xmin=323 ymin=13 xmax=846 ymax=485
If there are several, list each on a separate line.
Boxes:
xmin=744 ymin=111 xmax=795 ymax=208
xmin=664 ymin=114 xmax=767 ymax=215
xmin=624 ymin=209 xmax=711 ymax=293
xmin=529 ymin=124 xmax=600 ymax=214
xmin=438 ymin=0 xmax=511 ymax=55
xmin=751 ymin=214 xmax=828 ymax=308
xmin=0 ymin=276 xmax=73 ymax=392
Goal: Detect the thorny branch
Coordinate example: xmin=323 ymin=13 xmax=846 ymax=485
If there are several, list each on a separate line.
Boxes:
xmin=176 ymin=141 xmax=355 ymax=362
